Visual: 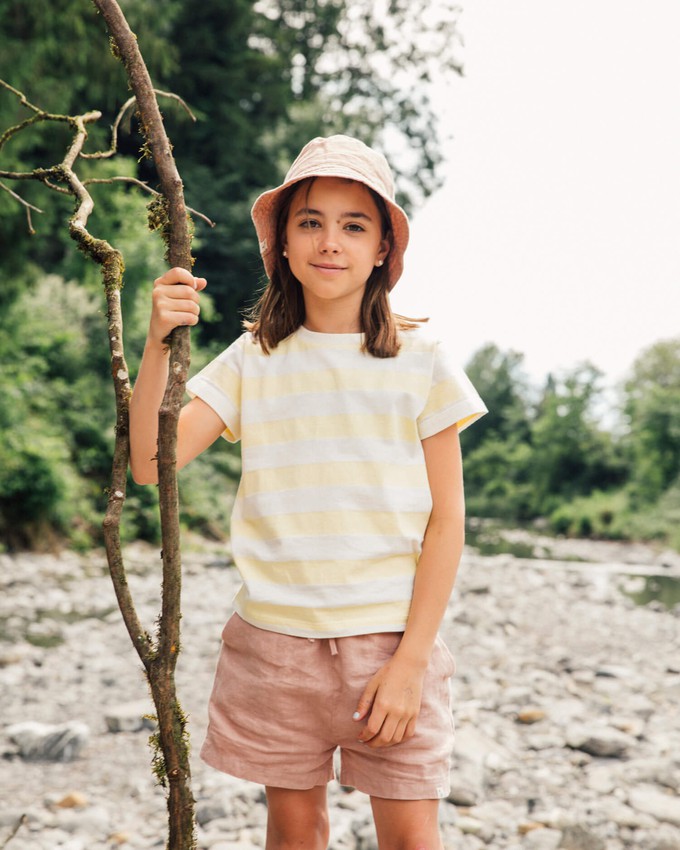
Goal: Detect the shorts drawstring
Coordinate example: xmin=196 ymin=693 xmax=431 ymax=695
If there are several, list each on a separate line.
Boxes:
xmin=308 ymin=636 xmax=339 ymax=655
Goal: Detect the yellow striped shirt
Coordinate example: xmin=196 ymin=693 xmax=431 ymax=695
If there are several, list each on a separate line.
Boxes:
xmin=186 ymin=326 xmax=486 ymax=637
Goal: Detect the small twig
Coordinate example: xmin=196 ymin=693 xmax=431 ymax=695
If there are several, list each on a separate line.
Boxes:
xmin=0 ymin=814 xmax=27 ymax=849
xmin=0 ymin=181 xmax=42 ymax=234
xmin=0 ymin=80 xmax=74 ymax=152
xmin=0 ymin=181 xmax=43 ymax=211
xmin=0 ymin=79 xmax=42 ymax=113
xmin=154 ymin=89 xmax=197 ymax=122
xmin=82 ymin=89 xmax=196 ymax=160
xmin=84 ymin=176 xmax=215 ymax=227
xmin=80 ymin=94 xmax=136 ymax=159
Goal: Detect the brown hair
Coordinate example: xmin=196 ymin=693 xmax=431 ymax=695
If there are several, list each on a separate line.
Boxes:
xmin=244 ymin=178 xmax=425 ymax=357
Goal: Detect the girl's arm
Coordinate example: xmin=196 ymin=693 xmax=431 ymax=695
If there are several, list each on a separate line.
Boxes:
xmin=354 ymin=423 xmax=465 ymax=747
xmin=129 ymin=267 xmax=225 ymax=485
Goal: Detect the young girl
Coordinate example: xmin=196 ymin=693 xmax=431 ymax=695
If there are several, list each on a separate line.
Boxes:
xmin=130 ymin=135 xmax=486 ymax=850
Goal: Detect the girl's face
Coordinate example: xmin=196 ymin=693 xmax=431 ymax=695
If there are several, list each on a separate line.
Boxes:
xmin=284 ymin=177 xmax=390 ymax=318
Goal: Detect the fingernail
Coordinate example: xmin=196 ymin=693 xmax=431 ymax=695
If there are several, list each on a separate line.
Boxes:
xmin=352 ymin=711 xmax=361 ymax=721
xmin=192 ymin=277 xmax=198 ymax=289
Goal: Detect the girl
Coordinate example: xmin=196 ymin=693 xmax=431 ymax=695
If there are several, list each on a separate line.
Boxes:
xmin=130 ymin=135 xmax=486 ymax=850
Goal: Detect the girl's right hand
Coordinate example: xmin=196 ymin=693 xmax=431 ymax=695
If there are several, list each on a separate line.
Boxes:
xmin=149 ymin=267 xmax=207 ymax=344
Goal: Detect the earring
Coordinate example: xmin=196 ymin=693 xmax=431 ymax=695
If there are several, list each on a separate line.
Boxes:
xmin=283 ymin=250 xmax=288 ymax=258
xmin=375 ymin=259 xmax=384 ymax=267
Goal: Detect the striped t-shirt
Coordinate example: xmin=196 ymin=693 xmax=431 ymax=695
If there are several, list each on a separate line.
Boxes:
xmin=186 ymin=325 xmax=486 ymax=638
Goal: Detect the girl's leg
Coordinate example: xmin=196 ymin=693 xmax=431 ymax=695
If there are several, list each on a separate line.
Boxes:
xmin=370 ymin=797 xmax=443 ymax=850
xmin=265 ymin=785 xmax=329 ymax=850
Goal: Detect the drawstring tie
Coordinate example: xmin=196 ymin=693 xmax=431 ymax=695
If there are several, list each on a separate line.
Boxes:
xmin=307 ymin=636 xmax=339 ymax=655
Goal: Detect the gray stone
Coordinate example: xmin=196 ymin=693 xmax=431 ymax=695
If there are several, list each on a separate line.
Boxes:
xmin=629 ymin=785 xmax=680 ymax=827
xmin=448 ymin=754 xmax=486 ymax=806
xmin=566 ymin=724 xmax=634 ymax=758
xmin=6 ymin=720 xmax=89 ymax=761
xmin=523 ymin=828 xmax=563 ymax=850
xmin=105 ymin=700 xmax=156 ymax=734
xmin=195 ymin=799 xmax=231 ymax=827
xmin=558 ymin=824 xmax=605 ymax=850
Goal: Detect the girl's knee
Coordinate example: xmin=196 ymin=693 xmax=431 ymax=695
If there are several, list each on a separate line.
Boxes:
xmin=266 ymin=815 xmax=329 ymax=850
xmin=265 ymin=785 xmax=329 ymax=850
xmin=371 ymin=797 xmax=443 ymax=850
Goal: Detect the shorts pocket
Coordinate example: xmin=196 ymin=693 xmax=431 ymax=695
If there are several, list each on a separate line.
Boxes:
xmin=435 ymin=634 xmax=456 ymax=678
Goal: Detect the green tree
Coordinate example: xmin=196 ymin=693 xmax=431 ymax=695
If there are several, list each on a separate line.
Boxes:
xmin=529 ymin=365 xmax=624 ymax=513
xmin=0 ymin=0 xmax=181 ymax=294
xmin=461 ymin=343 xmax=532 ymax=453
xmin=459 ymin=344 xmax=534 ymax=519
xmin=624 ymin=338 xmax=680 ymax=504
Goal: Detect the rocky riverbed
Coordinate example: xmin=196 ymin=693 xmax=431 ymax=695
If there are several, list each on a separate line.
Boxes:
xmin=1 ymin=534 xmax=680 ymax=850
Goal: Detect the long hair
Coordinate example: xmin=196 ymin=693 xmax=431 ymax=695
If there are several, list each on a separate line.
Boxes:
xmin=244 ymin=177 xmax=425 ymax=357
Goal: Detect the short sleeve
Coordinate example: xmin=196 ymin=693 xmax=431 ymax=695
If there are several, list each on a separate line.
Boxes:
xmin=417 ymin=341 xmax=487 ymax=440
xmin=185 ymin=333 xmax=246 ymax=442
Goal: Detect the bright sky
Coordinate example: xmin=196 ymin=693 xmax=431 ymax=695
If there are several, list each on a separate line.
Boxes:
xmin=390 ymin=0 xmax=680 ymax=387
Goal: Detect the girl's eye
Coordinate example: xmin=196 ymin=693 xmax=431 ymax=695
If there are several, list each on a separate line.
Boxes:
xmin=345 ymin=223 xmax=365 ymax=233
xmin=299 ymin=218 xmax=320 ymax=229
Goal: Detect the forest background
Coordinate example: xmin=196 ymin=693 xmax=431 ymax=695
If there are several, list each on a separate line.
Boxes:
xmin=1 ymin=0 xmax=679 ymax=554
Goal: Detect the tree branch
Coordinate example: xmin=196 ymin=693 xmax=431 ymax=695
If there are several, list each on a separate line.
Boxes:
xmin=92 ymin=3 xmax=197 ymax=847
xmin=2 ymin=7 xmax=202 ymax=840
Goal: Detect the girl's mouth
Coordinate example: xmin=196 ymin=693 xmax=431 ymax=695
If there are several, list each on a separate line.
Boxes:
xmin=312 ymin=263 xmax=346 ymax=271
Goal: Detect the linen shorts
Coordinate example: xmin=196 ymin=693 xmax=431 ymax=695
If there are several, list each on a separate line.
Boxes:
xmin=200 ymin=613 xmax=456 ymax=800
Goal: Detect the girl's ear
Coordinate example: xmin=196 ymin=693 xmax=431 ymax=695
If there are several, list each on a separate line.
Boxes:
xmin=377 ymin=235 xmax=391 ymax=264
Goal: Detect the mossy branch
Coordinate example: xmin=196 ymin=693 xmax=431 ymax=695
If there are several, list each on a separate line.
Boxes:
xmin=1 ymin=1 xmax=204 ymax=843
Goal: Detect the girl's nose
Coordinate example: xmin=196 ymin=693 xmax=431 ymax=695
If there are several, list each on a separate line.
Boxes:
xmin=317 ymin=227 xmax=341 ymax=253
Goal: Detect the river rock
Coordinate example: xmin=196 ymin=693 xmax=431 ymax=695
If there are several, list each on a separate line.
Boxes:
xmin=523 ymin=827 xmax=563 ymax=850
xmin=629 ymin=785 xmax=680 ymax=827
xmin=639 ymin=823 xmax=680 ymax=850
xmin=6 ymin=720 xmax=89 ymax=761
xmin=557 ymin=824 xmax=605 ymax=849
xmin=565 ymin=723 xmax=634 ymax=758
xmin=55 ymin=792 xmax=88 ymax=809
xmin=517 ymin=707 xmax=546 ymax=724
xmin=104 ymin=699 xmax=156 ymax=734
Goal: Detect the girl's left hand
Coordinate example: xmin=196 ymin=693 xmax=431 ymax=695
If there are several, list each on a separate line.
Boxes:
xmin=353 ymin=656 xmax=427 ymax=748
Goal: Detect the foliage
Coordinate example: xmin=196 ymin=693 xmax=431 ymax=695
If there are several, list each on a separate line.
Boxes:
xmin=0 ymin=276 xmax=111 ymax=548
xmin=461 ymin=339 xmax=680 ymax=550
xmin=623 ymin=338 xmax=680 ymax=504
xmin=529 ymin=365 xmax=626 ymax=514
xmin=548 ymin=489 xmax=630 ymax=539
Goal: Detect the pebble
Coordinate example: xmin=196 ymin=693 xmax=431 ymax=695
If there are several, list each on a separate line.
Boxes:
xmin=1 ymin=538 xmax=679 ymax=849
xmin=55 ymin=792 xmax=88 ymax=809
xmin=629 ymin=786 xmax=680 ymax=827
xmin=105 ymin=700 xmax=157 ymax=734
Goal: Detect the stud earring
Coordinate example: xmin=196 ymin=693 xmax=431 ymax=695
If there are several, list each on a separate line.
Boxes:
xmin=375 ymin=259 xmax=384 ymax=267
xmin=283 ymin=250 xmax=288 ymax=258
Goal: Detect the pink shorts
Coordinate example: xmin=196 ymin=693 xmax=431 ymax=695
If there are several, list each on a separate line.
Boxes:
xmin=200 ymin=614 xmax=456 ymax=800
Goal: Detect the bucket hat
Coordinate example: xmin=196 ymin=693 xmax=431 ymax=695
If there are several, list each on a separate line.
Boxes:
xmin=251 ymin=135 xmax=409 ymax=290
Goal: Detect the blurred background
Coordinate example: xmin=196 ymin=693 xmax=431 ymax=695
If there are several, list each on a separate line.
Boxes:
xmin=1 ymin=0 xmax=678 ymax=554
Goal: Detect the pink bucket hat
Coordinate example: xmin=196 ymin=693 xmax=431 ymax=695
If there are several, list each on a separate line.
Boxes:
xmin=251 ymin=135 xmax=410 ymax=290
